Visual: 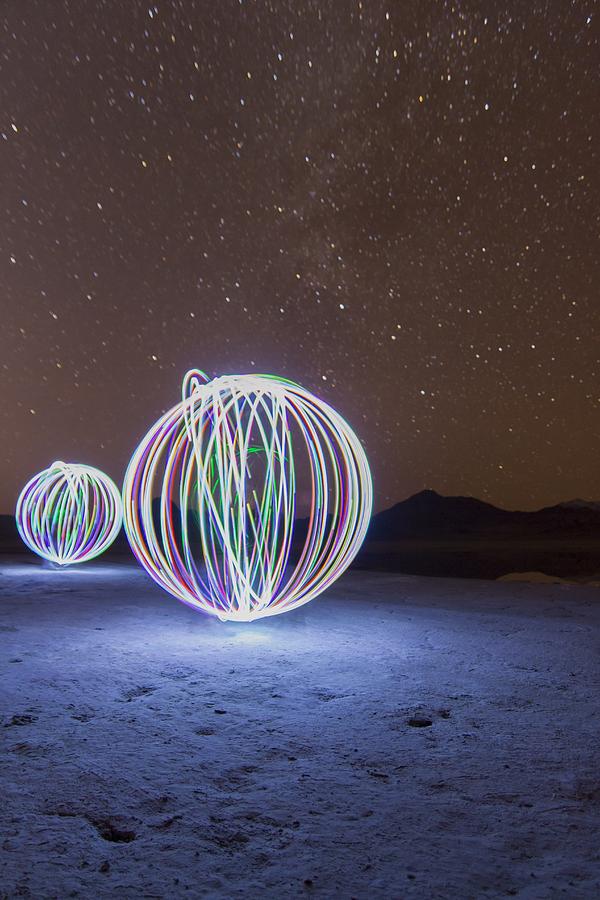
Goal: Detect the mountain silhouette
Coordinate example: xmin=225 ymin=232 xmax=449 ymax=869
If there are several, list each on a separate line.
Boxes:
xmin=3 ymin=490 xmax=600 ymax=558
xmin=368 ymin=490 xmax=600 ymax=541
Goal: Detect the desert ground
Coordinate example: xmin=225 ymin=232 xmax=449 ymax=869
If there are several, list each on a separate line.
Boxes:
xmin=1 ymin=557 xmax=599 ymax=899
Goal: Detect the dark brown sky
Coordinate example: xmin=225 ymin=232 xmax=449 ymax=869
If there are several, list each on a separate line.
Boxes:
xmin=1 ymin=0 xmax=598 ymax=513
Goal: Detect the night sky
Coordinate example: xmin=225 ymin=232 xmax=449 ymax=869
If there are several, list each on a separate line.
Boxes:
xmin=1 ymin=1 xmax=597 ymax=514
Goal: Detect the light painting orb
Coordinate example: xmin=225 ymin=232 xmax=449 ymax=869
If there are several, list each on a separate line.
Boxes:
xmin=16 ymin=461 xmax=123 ymax=565
xmin=123 ymin=370 xmax=373 ymax=621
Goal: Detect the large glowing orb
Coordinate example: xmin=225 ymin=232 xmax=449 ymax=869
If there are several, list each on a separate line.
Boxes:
xmin=16 ymin=461 xmax=123 ymax=565
xmin=123 ymin=370 xmax=373 ymax=621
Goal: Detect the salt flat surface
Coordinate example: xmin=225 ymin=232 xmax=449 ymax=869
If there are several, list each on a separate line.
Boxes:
xmin=1 ymin=558 xmax=599 ymax=899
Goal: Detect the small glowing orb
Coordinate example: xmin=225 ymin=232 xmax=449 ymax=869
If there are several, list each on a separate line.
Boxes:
xmin=16 ymin=461 xmax=123 ymax=565
xmin=123 ymin=371 xmax=373 ymax=622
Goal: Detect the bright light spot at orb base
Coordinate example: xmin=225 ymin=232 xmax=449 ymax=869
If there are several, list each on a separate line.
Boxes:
xmin=16 ymin=462 xmax=123 ymax=566
xmin=123 ymin=370 xmax=373 ymax=623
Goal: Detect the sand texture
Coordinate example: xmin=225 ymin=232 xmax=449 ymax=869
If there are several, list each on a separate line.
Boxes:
xmin=1 ymin=559 xmax=599 ymax=898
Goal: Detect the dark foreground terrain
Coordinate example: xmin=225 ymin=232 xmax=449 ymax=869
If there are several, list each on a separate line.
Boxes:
xmin=1 ymin=558 xmax=599 ymax=898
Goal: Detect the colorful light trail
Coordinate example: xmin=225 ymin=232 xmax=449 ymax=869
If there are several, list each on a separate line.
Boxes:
xmin=16 ymin=462 xmax=123 ymax=565
xmin=123 ymin=371 xmax=372 ymax=621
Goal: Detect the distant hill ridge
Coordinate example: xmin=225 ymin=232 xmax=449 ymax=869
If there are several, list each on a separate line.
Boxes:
xmin=368 ymin=490 xmax=600 ymax=540
xmin=2 ymin=490 xmax=600 ymax=551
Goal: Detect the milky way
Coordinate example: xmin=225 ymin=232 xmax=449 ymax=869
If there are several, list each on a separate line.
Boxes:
xmin=1 ymin=0 xmax=597 ymax=512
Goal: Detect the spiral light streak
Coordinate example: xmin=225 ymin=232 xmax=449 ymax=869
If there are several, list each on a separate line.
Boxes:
xmin=123 ymin=371 xmax=373 ymax=622
xmin=16 ymin=462 xmax=123 ymax=565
